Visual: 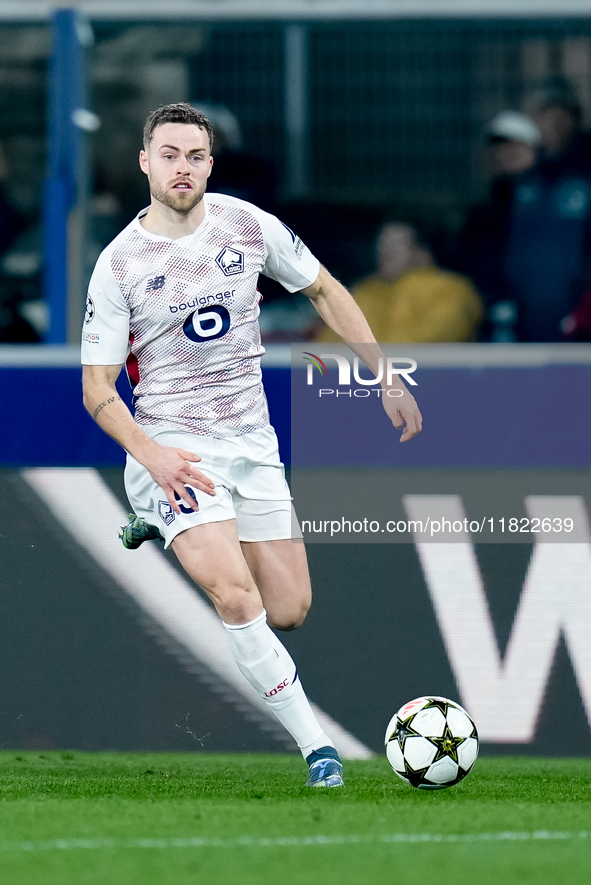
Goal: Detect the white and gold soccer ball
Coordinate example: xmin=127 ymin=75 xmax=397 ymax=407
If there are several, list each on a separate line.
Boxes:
xmin=385 ymin=696 xmax=479 ymax=790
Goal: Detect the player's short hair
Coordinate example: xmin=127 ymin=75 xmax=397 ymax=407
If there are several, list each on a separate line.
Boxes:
xmin=143 ymin=103 xmax=214 ymax=150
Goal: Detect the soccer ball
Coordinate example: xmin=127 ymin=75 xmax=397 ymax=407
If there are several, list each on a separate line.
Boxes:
xmin=385 ymin=696 xmax=478 ymax=790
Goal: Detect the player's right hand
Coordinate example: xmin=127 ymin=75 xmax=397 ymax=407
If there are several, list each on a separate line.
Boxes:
xmin=381 ymin=384 xmax=423 ymax=442
xmin=141 ymin=444 xmax=215 ymax=514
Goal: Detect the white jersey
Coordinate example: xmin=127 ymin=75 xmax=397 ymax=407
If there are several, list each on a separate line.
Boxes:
xmin=81 ymin=193 xmax=319 ymax=437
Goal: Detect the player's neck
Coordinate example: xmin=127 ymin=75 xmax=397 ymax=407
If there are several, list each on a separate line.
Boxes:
xmin=140 ymin=197 xmax=206 ymax=240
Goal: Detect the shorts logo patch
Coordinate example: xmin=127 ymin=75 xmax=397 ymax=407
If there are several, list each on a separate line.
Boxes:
xmin=216 ymin=247 xmax=244 ymax=277
xmin=82 ymin=331 xmax=100 ymax=344
xmin=158 ymin=501 xmax=175 ymax=525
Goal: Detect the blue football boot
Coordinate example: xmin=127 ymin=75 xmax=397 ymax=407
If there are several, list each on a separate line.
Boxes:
xmin=305 ymin=746 xmax=344 ymax=787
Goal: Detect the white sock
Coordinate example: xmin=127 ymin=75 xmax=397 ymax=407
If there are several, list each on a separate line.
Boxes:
xmin=223 ymin=610 xmax=334 ymax=759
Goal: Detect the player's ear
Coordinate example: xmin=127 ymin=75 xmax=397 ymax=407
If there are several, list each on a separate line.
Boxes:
xmin=207 ymin=155 xmax=213 ymax=177
xmin=139 ymin=150 xmax=149 ymax=176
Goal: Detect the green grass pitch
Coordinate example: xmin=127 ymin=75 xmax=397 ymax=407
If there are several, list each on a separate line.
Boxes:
xmin=0 ymin=752 xmax=590 ymax=885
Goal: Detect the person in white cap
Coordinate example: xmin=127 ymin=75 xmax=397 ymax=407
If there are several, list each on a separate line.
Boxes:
xmin=452 ymin=111 xmax=540 ymax=338
xmin=504 ymin=78 xmax=591 ymax=340
xmin=486 ymin=110 xmax=540 ymax=177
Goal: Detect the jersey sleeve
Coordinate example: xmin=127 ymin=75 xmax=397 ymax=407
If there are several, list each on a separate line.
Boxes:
xmin=81 ymin=249 xmax=130 ymax=365
xmin=258 ymin=211 xmax=320 ymax=293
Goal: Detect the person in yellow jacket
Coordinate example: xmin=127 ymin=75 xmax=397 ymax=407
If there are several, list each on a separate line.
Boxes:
xmin=318 ymin=222 xmax=483 ymax=343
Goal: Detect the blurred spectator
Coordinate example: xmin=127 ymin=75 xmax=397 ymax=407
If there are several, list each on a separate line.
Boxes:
xmin=88 ymin=162 xmax=126 ymax=256
xmin=561 ymin=276 xmax=591 ymax=341
xmin=488 ymin=111 xmax=541 ymax=177
xmin=318 ymin=222 xmax=483 ymax=343
xmin=503 ymin=78 xmax=591 ymax=341
xmin=191 ymin=102 xmax=277 ymax=211
xmin=453 ymin=111 xmax=540 ymax=342
xmin=530 ymin=78 xmax=591 ymax=163
xmin=0 ymin=140 xmax=38 ymax=342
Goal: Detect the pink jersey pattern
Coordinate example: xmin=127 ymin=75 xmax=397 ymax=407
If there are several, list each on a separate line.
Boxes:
xmin=81 ymin=194 xmax=319 ymax=438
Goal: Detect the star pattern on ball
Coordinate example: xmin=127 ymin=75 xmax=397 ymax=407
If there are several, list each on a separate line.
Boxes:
xmin=401 ymin=759 xmax=428 ymax=788
xmin=422 ymin=698 xmax=450 ymax=716
xmin=385 ymin=697 xmax=479 ymax=789
xmin=430 ymin=724 xmax=463 ymax=765
xmin=394 ymin=720 xmax=420 ymax=752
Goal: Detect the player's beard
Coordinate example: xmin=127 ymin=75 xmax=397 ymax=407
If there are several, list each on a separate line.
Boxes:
xmin=148 ymin=176 xmax=207 ymax=214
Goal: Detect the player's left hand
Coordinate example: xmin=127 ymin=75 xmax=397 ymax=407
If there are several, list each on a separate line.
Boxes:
xmin=381 ymin=383 xmax=423 ymax=442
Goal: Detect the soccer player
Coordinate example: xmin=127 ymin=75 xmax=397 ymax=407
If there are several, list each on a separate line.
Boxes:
xmin=81 ymin=103 xmax=422 ymax=787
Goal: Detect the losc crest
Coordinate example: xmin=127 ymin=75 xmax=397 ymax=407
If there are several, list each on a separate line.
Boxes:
xmin=216 ymin=246 xmax=244 ymax=277
xmin=158 ymin=501 xmax=175 ymax=525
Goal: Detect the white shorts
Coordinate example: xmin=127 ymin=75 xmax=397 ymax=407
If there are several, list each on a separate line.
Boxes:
xmin=124 ymin=425 xmax=301 ymax=548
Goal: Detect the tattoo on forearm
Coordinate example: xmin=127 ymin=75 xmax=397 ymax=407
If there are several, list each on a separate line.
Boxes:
xmin=92 ymin=395 xmax=121 ymax=420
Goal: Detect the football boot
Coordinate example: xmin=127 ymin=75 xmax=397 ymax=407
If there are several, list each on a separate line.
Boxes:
xmin=119 ymin=513 xmax=163 ymax=549
xmin=305 ymin=746 xmax=344 ymax=787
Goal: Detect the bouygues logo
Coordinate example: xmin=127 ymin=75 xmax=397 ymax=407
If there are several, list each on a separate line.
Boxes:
xmin=303 ymin=352 xmax=417 ymax=398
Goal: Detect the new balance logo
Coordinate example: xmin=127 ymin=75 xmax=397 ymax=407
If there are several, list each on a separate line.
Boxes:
xmin=146 ymin=275 xmax=166 ymax=292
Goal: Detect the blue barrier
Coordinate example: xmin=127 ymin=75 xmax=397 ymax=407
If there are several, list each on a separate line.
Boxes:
xmin=0 ymin=360 xmax=291 ymax=467
xmin=292 ymin=364 xmax=591 ymax=468
xmin=1 ymin=345 xmax=591 ymax=468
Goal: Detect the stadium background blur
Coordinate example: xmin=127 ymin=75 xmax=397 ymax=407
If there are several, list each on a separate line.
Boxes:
xmin=1 ymin=0 xmax=591 ymax=760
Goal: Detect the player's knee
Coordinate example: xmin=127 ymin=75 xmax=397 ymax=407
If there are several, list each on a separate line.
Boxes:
xmin=268 ymin=598 xmax=310 ymax=631
xmin=272 ymin=616 xmax=304 ymax=631
xmin=209 ymin=582 xmax=259 ymax=623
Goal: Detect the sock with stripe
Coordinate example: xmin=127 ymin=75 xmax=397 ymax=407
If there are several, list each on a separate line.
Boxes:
xmin=223 ymin=610 xmax=334 ymax=759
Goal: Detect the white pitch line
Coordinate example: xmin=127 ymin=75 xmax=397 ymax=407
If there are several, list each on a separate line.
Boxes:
xmin=1 ymin=830 xmax=589 ymax=853
xmin=22 ymin=468 xmax=372 ymax=760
